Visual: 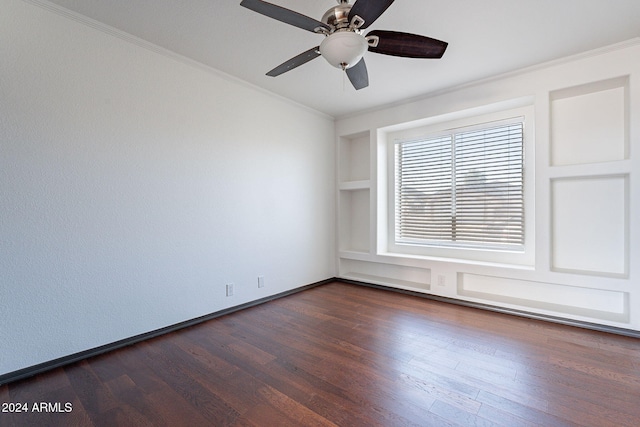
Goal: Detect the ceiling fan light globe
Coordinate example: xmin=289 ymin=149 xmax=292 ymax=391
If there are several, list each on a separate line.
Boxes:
xmin=319 ymin=31 xmax=368 ymax=69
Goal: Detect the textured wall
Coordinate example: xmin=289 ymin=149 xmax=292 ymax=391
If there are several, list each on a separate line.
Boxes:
xmin=0 ymin=0 xmax=335 ymax=375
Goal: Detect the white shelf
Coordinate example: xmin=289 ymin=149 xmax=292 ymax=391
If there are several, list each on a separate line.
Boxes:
xmin=339 ymin=180 xmax=370 ymax=191
xmin=338 ymin=250 xmax=372 ymax=261
xmin=547 ymin=159 xmax=631 ymax=178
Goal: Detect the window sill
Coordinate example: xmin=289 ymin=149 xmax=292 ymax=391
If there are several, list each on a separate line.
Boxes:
xmin=376 ymin=250 xmax=536 ymax=271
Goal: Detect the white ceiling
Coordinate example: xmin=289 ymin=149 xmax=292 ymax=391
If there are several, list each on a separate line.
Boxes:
xmin=45 ymin=0 xmax=640 ymax=117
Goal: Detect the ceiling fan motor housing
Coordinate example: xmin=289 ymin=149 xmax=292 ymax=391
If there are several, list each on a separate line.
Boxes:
xmin=322 ymin=2 xmax=352 ymax=30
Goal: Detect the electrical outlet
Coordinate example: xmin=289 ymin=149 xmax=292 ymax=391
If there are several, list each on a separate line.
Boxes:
xmin=258 ymin=276 xmax=265 ymax=288
xmin=226 ymin=283 xmax=234 ymax=297
xmin=437 ymin=275 xmax=446 ymax=287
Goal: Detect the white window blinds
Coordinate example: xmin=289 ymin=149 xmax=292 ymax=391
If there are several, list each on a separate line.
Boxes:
xmin=395 ymin=120 xmax=524 ymax=249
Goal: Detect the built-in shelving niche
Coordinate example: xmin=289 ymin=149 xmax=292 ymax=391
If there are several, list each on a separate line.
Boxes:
xmin=549 ymin=76 xmax=630 ymax=278
xmin=550 ymin=76 xmax=629 ymax=167
xmin=340 ymin=258 xmax=431 ymax=292
xmin=458 ymin=273 xmax=629 ymax=323
xmin=339 ymin=189 xmax=370 ymax=253
xmin=337 ymin=131 xmax=371 ymax=255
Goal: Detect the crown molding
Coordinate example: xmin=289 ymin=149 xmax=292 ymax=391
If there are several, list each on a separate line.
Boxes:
xmin=20 ymin=0 xmax=334 ymax=121
xmin=339 ymin=37 xmax=640 ymax=121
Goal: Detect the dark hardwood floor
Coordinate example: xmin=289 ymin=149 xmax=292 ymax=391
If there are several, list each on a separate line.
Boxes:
xmin=2 ymin=281 xmax=640 ymax=426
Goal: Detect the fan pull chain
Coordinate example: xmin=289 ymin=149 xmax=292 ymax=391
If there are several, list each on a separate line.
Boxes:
xmin=339 ymin=62 xmax=347 ymax=92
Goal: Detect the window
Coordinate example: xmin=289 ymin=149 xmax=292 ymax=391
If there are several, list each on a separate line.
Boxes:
xmin=394 ymin=118 xmax=524 ymax=251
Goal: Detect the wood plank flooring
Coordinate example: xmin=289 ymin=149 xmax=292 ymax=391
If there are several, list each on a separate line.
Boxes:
xmin=2 ymin=281 xmax=640 ymax=426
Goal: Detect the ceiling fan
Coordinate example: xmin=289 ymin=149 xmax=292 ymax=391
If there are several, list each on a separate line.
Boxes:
xmin=240 ymin=0 xmax=448 ymax=90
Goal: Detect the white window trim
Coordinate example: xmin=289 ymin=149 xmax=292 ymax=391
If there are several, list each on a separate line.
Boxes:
xmin=385 ymin=105 xmax=535 ymax=266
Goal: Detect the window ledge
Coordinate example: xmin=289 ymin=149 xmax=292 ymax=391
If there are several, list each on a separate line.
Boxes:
xmin=376 ymin=251 xmax=536 ymax=271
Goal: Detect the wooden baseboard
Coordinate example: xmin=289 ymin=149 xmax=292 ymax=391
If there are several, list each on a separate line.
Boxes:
xmin=0 ymin=278 xmax=334 ymax=386
xmin=3 ymin=276 xmax=637 ymax=386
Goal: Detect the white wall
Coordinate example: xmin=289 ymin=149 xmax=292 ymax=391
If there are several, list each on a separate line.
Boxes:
xmin=0 ymin=0 xmax=335 ymax=376
xmin=335 ymin=40 xmax=640 ymax=331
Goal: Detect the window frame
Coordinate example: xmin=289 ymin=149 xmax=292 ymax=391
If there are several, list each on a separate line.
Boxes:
xmin=386 ymin=106 xmax=535 ymax=266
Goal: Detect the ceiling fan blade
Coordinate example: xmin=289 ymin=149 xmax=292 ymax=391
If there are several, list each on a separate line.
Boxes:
xmin=240 ymin=0 xmax=330 ymax=33
xmin=348 ymin=0 xmax=395 ymax=29
xmin=346 ymin=58 xmax=369 ymax=90
xmin=368 ymin=30 xmax=448 ymax=58
xmin=266 ymin=47 xmax=321 ymax=77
